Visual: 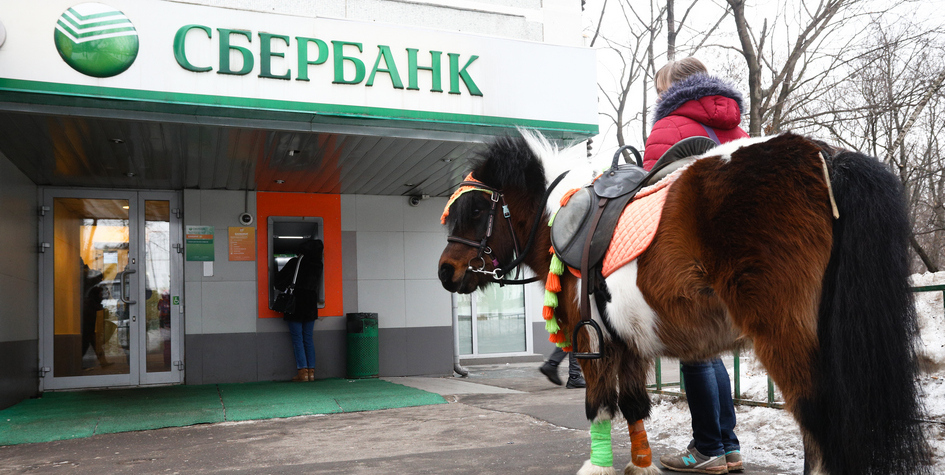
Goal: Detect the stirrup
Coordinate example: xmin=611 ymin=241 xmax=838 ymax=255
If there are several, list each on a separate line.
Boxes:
xmin=572 ymin=320 xmax=604 ymax=359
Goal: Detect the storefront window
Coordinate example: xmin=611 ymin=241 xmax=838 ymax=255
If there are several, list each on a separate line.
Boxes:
xmin=456 ymin=284 xmax=527 ymax=356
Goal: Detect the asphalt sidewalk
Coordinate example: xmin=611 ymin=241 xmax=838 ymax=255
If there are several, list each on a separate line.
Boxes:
xmin=0 ymin=363 xmax=794 ymax=474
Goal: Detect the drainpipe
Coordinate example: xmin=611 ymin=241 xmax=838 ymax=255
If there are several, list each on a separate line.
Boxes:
xmin=452 ymin=293 xmax=469 ymax=377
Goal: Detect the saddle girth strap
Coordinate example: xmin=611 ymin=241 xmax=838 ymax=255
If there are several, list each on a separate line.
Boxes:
xmin=580 ymin=197 xmax=608 ymax=325
xmin=569 ymin=196 xmax=609 ymax=360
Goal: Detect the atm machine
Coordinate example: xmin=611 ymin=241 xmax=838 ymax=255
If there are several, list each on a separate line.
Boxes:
xmin=267 ymin=216 xmax=325 ymax=310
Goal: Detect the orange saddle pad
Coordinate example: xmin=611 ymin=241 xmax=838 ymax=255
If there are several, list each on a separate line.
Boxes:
xmin=601 ymin=174 xmax=678 ymax=277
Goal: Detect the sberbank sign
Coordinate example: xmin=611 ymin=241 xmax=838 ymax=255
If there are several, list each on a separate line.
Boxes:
xmin=172 ymin=25 xmax=483 ymax=96
xmin=54 ymin=3 xmax=139 ymax=78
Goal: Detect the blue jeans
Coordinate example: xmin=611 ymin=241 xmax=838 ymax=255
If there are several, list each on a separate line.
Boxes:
xmin=681 ymin=358 xmax=739 ymax=457
xmin=287 ymin=320 xmax=316 ymax=369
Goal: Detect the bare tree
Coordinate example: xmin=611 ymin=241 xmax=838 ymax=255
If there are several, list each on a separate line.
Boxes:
xmin=666 ymin=0 xmax=728 ymax=60
xmin=726 ymin=0 xmax=877 ymax=136
xmin=587 ymin=0 xmax=945 ymax=272
xmin=591 ymin=0 xmax=727 ymax=159
xmin=790 ymin=18 xmax=945 ymax=272
xmin=593 ymin=0 xmax=665 ymax=158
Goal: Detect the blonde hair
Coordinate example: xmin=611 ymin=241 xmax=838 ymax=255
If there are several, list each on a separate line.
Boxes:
xmin=655 ymin=57 xmax=708 ymax=95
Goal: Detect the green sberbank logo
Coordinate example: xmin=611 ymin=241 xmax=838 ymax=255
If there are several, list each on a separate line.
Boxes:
xmin=54 ymin=3 xmax=139 ymax=78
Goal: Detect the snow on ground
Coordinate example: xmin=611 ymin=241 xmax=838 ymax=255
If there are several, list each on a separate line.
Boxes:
xmin=912 ymin=271 xmax=945 ymax=472
xmin=638 ymin=271 xmax=945 ymax=473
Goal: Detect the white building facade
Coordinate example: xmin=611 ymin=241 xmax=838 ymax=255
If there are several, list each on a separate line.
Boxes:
xmin=0 ymin=0 xmax=595 ymax=408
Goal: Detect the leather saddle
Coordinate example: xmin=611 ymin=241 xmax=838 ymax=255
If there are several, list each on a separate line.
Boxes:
xmin=550 ymin=136 xmax=717 ymax=270
xmin=551 ymin=136 xmax=718 ymax=359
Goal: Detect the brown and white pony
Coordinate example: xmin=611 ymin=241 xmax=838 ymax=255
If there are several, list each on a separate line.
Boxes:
xmin=438 ymin=131 xmax=929 ymax=475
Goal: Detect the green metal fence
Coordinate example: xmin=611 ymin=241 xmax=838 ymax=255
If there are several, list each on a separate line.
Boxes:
xmin=647 ymin=349 xmax=784 ymax=409
xmin=645 ymin=284 xmax=945 ymax=409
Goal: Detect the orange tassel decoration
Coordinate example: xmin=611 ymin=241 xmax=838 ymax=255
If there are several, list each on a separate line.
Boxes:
xmin=545 ymin=272 xmax=561 ymax=293
xmin=545 ymin=222 xmax=571 ymax=350
xmin=560 ymin=187 xmax=580 ymax=207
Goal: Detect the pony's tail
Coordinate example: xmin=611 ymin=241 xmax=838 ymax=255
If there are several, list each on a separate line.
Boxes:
xmin=801 ymin=151 xmax=930 ymax=475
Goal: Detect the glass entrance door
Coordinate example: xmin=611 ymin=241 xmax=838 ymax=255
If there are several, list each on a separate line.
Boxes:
xmin=40 ymin=190 xmax=182 ymax=390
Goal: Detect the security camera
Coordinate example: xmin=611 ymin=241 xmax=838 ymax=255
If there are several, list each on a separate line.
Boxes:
xmin=238 ymin=212 xmax=254 ymax=225
xmin=408 ymin=195 xmax=422 ymax=207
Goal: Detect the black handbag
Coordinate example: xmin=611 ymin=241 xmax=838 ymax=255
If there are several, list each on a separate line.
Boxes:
xmin=272 ymin=255 xmax=303 ymax=314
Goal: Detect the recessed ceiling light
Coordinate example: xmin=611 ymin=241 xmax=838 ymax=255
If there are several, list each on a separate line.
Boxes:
xmin=110 ymin=138 xmax=124 ymax=144
xmin=274 ymin=179 xmax=285 ymax=184
xmin=404 ymin=183 xmax=414 ymax=187
xmin=126 ymin=172 xmax=135 ymax=177
xmin=122 ymin=205 xmax=130 ymax=210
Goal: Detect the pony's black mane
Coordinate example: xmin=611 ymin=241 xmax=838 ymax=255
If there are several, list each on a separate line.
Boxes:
xmin=471 ymin=135 xmax=547 ymax=199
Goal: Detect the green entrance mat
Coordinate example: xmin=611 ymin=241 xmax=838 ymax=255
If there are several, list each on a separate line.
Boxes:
xmin=0 ymin=379 xmax=445 ymax=446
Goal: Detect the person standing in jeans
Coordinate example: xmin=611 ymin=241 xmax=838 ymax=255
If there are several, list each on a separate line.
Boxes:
xmin=275 ymin=239 xmax=324 ymax=382
xmin=645 ymin=57 xmax=747 ymax=474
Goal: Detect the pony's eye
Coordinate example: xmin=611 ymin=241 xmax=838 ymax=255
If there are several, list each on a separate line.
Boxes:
xmin=472 ymin=207 xmax=483 ymax=218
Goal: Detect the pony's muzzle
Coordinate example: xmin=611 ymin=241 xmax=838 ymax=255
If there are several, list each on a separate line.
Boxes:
xmin=438 ymin=262 xmax=463 ymax=292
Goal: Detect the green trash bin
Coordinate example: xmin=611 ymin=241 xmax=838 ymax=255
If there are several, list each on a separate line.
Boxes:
xmin=346 ymin=313 xmax=379 ymax=378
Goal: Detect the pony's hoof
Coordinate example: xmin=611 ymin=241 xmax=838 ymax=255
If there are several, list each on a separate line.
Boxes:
xmin=577 ymin=459 xmax=618 ymax=475
xmin=623 ymin=462 xmax=661 ymax=475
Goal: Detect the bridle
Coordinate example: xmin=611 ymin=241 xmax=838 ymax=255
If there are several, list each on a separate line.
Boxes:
xmin=445 ymin=178 xmax=534 ymax=284
xmin=444 ymin=171 xmax=569 ymax=285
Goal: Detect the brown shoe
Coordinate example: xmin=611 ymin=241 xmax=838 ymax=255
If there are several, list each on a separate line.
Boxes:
xmin=306 ymin=368 xmax=315 ymax=381
xmin=292 ymin=369 xmax=307 ymax=382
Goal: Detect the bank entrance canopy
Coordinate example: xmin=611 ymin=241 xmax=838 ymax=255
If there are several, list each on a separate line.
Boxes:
xmin=0 ymin=1 xmax=597 ymax=195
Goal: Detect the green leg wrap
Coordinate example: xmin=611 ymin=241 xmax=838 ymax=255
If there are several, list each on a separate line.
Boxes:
xmin=589 ymin=419 xmax=613 ymax=467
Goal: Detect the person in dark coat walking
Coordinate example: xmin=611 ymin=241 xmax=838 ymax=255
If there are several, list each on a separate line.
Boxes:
xmin=539 ymin=347 xmax=585 ymax=388
xmin=275 ymin=239 xmax=324 ymax=382
xmin=645 ymin=57 xmax=747 ymax=474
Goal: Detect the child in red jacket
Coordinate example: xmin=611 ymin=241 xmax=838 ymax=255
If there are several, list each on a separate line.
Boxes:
xmin=643 ymin=58 xmax=749 ymax=171
xmin=648 ymin=57 xmax=747 ymax=474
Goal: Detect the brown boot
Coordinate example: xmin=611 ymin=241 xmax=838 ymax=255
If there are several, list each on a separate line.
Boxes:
xmin=292 ymin=368 xmax=307 ymax=382
xmin=306 ymin=368 xmax=315 ymax=381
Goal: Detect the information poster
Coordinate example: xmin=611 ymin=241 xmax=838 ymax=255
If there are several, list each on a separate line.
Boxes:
xmin=185 ymin=225 xmax=215 ymax=261
xmin=228 ymin=227 xmax=255 ymax=261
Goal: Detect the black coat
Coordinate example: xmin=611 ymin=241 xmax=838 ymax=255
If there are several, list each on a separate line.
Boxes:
xmin=275 ymin=240 xmax=323 ymax=322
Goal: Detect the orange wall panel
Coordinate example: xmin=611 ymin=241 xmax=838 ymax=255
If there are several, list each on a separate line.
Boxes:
xmin=256 ymin=192 xmax=344 ymax=319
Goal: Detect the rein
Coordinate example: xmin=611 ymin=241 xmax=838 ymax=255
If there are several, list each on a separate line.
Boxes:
xmin=446 ymin=170 xmax=569 ymax=286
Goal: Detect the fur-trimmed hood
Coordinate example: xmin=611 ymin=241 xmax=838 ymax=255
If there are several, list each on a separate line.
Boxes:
xmin=653 ymin=74 xmax=745 ymax=125
xmin=642 ymin=74 xmax=749 ymax=169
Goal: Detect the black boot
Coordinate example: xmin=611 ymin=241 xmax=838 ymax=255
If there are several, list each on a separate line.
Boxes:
xmin=565 ymin=353 xmax=586 ymax=388
xmin=539 ymin=360 xmax=562 ymax=385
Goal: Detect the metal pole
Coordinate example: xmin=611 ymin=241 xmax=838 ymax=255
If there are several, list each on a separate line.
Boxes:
xmin=451 ymin=293 xmax=468 ymax=377
xmin=655 ymin=357 xmax=662 ymax=391
xmin=767 ymin=376 xmax=775 ymax=407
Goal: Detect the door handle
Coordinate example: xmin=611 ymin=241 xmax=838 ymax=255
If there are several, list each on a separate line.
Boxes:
xmin=118 ymin=268 xmax=137 ymax=305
